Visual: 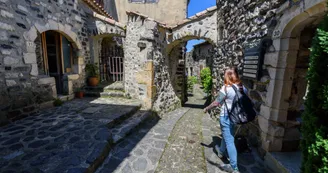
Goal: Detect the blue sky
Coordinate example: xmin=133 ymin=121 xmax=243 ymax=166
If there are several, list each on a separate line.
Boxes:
xmin=186 ymin=0 xmax=216 ymax=52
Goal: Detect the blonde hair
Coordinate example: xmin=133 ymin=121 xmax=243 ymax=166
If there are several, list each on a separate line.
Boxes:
xmin=224 ymin=66 xmax=241 ymax=86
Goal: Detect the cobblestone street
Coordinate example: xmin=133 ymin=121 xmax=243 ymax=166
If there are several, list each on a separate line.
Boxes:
xmin=0 ymin=86 xmax=269 ymax=173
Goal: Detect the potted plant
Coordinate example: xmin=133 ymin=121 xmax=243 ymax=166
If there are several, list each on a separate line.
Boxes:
xmin=74 ymin=88 xmax=84 ymax=98
xmin=85 ymin=63 xmax=99 ymax=86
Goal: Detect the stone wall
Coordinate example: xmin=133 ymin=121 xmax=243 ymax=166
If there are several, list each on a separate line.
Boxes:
xmin=214 ymin=0 xmax=327 ymax=152
xmin=0 ymin=0 xmax=92 ymax=125
xmin=124 ymin=14 xmax=181 ymax=115
xmin=168 ymin=44 xmax=187 ymax=104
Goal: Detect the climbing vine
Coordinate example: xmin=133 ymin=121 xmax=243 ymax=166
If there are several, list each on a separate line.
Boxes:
xmin=301 ymin=14 xmax=328 ymax=173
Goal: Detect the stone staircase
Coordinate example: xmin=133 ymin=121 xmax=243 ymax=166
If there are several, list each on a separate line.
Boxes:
xmin=79 ymin=98 xmax=151 ymax=172
xmin=0 ymin=96 xmax=152 ymax=173
xmin=264 ymin=151 xmax=302 ymax=173
xmin=83 ymin=81 xmax=128 ymax=99
xmin=175 ymin=60 xmax=186 ymax=102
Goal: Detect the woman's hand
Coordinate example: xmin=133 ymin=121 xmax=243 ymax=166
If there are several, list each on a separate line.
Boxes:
xmin=203 ymin=107 xmax=208 ymax=113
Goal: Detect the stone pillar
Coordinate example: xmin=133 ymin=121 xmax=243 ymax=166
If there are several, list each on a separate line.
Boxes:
xmin=136 ymin=61 xmax=156 ymax=109
xmin=124 ymin=16 xmax=158 ymax=109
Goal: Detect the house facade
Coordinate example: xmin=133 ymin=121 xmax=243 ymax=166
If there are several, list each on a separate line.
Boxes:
xmin=186 ymin=41 xmax=215 ymax=79
xmin=0 ymin=0 xmax=96 ymax=125
xmin=102 ymin=0 xmax=189 ymax=25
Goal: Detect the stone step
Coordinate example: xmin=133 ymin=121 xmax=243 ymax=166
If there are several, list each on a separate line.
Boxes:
xmin=111 ymin=110 xmax=151 ymax=143
xmin=264 ymin=151 xmax=301 ymax=173
xmin=103 ymin=81 xmax=124 ymax=92
xmin=80 ymin=98 xmax=142 ymax=129
xmin=100 ymin=90 xmax=125 ymax=98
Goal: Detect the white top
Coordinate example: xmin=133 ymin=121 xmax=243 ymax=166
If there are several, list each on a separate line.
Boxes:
xmin=218 ymin=84 xmax=247 ymax=116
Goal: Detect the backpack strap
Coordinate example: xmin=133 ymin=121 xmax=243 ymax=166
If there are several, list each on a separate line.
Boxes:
xmin=225 ymin=84 xmax=242 ymax=118
xmin=223 ymin=85 xmax=231 ymax=116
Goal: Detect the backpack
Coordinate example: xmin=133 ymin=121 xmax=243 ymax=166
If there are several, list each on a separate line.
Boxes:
xmin=224 ymin=85 xmax=257 ymax=124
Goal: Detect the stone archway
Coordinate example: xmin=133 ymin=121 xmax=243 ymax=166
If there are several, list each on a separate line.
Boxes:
xmin=166 ymin=7 xmax=217 ymax=53
xmin=261 ymin=0 xmax=327 ymax=152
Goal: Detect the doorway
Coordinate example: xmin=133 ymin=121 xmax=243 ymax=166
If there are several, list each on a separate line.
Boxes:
xmin=100 ymin=37 xmax=124 ymax=82
xmin=41 ymin=31 xmax=74 ymax=94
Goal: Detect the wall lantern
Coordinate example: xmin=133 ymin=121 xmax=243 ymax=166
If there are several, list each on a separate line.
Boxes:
xmin=242 ymin=38 xmax=272 ymax=81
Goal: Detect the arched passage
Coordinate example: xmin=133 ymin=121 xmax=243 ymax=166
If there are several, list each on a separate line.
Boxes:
xmin=167 ymin=36 xmax=216 ymax=105
xmin=261 ymin=0 xmax=327 ymax=152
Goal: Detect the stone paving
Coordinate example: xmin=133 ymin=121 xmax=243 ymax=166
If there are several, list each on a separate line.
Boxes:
xmin=155 ymin=85 xmax=207 ymax=173
xmin=0 ymin=85 xmax=270 ymax=173
xmin=96 ymin=108 xmax=190 ymax=173
xmin=0 ymin=97 xmax=141 ymax=173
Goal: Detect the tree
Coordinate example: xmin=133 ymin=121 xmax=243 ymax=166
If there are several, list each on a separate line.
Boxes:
xmin=301 ymin=14 xmax=328 ymax=173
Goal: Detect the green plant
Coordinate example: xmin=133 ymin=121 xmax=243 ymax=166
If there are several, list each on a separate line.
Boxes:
xmin=85 ymin=63 xmax=99 ymax=77
xmin=301 ymin=14 xmax=328 ymax=173
xmin=200 ymin=67 xmax=212 ymax=94
xmin=53 ymin=99 xmax=63 ymax=107
xmin=187 ymin=76 xmax=198 ymax=93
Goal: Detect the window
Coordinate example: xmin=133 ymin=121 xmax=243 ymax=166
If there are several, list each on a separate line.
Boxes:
xmin=219 ymin=26 xmax=224 ymax=40
xmin=129 ymin=0 xmax=158 ymax=3
xmin=40 ymin=31 xmax=75 ymax=94
xmin=41 ymin=31 xmax=74 ymax=75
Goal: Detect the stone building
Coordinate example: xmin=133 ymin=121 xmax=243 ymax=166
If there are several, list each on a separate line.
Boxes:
xmin=0 ymin=0 xmax=215 ymax=124
xmin=0 ymin=0 xmax=125 ymax=125
xmin=104 ymin=0 xmax=189 ymax=25
xmin=213 ymin=0 xmax=327 ymax=153
xmin=186 ymin=41 xmax=215 ymax=79
xmin=1 ymin=0 xmax=320 ymax=159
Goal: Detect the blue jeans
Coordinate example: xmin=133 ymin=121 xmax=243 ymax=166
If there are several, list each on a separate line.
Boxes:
xmin=219 ymin=115 xmax=238 ymax=170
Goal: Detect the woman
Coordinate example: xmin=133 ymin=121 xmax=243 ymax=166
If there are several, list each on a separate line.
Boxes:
xmin=204 ymin=66 xmax=247 ymax=173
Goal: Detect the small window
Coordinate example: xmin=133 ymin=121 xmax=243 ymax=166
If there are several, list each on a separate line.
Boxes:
xmin=129 ymin=0 xmax=158 ymax=3
xmin=129 ymin=0 xmax=144 ymax=3
xmin=145 ymin=0 xmax=157 ymax=2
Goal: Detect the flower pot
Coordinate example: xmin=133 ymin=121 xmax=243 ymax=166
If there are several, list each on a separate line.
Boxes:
xmin=75 ymin=91 xmax=84 ymax=98
xmin=88 ymin=76 xmax=99 ymax=86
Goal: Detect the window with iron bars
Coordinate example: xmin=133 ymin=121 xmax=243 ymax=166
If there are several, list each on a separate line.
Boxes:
xmin=129 ymin=0 xmax=158 ymax=3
